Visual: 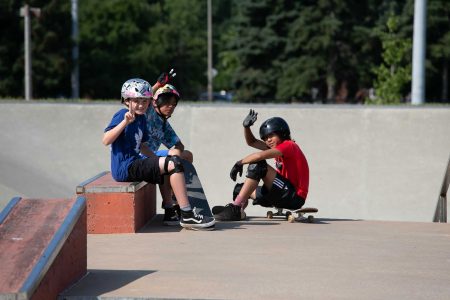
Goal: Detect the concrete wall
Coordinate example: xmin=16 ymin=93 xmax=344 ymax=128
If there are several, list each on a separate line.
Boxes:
xmin=0 ymin=102 xmax=449 ymax=222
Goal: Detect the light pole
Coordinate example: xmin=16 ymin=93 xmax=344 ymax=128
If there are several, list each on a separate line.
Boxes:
xmin=207 ymin=0 xmax=213 ymax=102
xmin=20 ymin=5 xmax=40 ymax=101
xmin=71 ymin=0 xmax=80 ymax=99
xmin=411 ymin=0 xmax=427 ymax=105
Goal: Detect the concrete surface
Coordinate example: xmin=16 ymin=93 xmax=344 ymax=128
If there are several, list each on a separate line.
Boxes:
xmin=59 ymin=215 xmax=450 ymax=300
xmin=0 ymin=102 xmax=449 ymax=222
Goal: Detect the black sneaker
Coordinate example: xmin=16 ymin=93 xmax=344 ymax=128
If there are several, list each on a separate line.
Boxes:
xmin=212 ymin=205 xmax=225 ymax=215
xmin=173 ymin=204 xmax=181 ymax=219
xmin=214 ymin=203 xmax=246 ymax=221
xmin=180 ymin=208 xmax=215 ymax=229
xmin=163 ymin=207 xmax=180 ymax=226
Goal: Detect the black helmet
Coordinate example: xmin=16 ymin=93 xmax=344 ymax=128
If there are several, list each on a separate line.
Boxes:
xmin=259 ymin=117 xmax=291 ymax=140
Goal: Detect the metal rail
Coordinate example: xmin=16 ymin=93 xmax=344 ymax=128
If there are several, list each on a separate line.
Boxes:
xmin=433 ymin=155 xmax=450 ymax=222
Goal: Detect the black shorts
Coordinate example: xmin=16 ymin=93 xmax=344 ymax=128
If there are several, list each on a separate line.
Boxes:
xmin=254 ymin=173 xmax=305 ymax=210
xmin=127 ymin=157 xmax=163 ymax=184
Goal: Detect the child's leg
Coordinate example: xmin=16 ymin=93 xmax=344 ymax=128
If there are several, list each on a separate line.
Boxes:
xmin=158 ymin=156 xmax=215 ymax=228
xmin=234 ymin=163 xmax=277 ymax=209
xmin=168 ymin=149 xmax=194 ymax=163
xmin=158 ymin=157 xmax=190 ymax=209
xmin=261 ymin=166 xmax=277 ymax=191
xmin=158 ymin=176 xmax=175 ymax=208
xmin=233 ymin=178 xmax=257 ymax=209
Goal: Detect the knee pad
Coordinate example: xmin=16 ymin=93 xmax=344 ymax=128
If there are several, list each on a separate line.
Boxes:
xmin=164 ymin=155 xmax=184 ymax=176
xmin=246 ymin=160 xmax=268 ymax=181
xmin=233 ymin=183 xmax=244 ymax=200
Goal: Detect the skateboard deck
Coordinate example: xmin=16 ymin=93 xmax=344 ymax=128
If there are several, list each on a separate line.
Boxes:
xmin=181 ymin=160 xmax=214 ymax=218
xmin=266 ymin=207 xmax=318 ymax=223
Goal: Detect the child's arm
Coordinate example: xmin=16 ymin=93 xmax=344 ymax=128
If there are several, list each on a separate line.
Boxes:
xmin=242 ymin=109 xmax=267 ymax=150
xmin=102 ymin=109 xmax=135 ymax=146
xmin=241 ymin=148 xmax=282 ymax=164
xmin=170 ymin=141 xmax=185 ymax=157
xmin=244 ymin=127 xmax=268 ymax=150
xmin=230 ymin=148 xmax=282 ymax=181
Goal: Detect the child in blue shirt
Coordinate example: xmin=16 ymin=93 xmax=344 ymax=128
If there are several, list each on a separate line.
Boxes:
xmin=103 ymin=78 xmax=214 ymax=230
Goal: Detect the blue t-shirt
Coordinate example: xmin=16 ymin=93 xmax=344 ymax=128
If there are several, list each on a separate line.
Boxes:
xmin=144 ymin=106 xmax=180 ymax=152
xmin=104 ymin=108 xmax=149 ymax=181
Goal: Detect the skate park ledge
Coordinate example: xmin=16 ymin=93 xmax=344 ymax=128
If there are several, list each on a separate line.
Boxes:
xmin=76 ymin=171 xmax=157 ymax=234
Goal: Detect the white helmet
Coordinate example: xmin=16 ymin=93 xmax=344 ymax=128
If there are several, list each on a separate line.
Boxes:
xmin=120 ymin=78 xmax=153 ymax=103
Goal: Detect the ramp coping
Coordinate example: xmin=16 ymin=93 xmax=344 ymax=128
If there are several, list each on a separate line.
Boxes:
xmin=76 ymin=171 xmax=147 ymax=194
xmin=0 ymin=197 xmax=21 ymax=224
xmin=17 ymin=196 xmax=86 ymax=299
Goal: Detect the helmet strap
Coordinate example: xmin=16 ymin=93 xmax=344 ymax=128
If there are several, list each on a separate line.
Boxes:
xmin=154 ymin=104 xmax=170 ymax=131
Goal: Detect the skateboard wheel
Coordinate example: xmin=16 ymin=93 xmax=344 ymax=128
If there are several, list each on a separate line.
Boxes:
xmin=267 ymin=211 xmax=273 ymax=219
xmin=287 ymin=215 xmax=295 ymax=223
xmin=285 ymin=211 xmax=292 ymax=221
xmin=307 ymin=215 xmax=314 ymax=223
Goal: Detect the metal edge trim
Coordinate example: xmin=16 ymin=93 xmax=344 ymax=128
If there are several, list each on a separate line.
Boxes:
xmin=76 ymin=171 xmax=109 ymax=194
xmin=0 ymin=197 xmax=22 ymax=225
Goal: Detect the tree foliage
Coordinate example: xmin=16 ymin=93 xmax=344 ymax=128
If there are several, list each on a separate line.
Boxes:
xmin=0 ymin=0 xmax=448 ymax=103
xmin=371 ymin=16 xmax=412 ymax=104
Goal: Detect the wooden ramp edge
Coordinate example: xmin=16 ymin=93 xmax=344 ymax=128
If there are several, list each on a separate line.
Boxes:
xmin=0 ymin=196 xmax=87 ymax=300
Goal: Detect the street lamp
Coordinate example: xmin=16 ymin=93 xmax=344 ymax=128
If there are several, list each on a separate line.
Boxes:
xmin=20 ymin=4 xmax=41 ymax=101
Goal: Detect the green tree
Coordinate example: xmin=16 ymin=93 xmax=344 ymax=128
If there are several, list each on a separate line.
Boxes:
xmin=147 ymin=0 xmax=207 ymax=99
xmin=0 ymin=0 xmax=71 ymax=98
xmin=211 ymin=0 xmax=236 ymax=93
xmin=427 ymin=0 xmax=450 ymax=101
xmin=0 ymin=0 xmax=23 ymax=97
xmin=79 ymin=0 xmax=157 ymax=99
xmin=230 ymin=0 xmax=297 ymax=102
xmin=371 ymin=16 xmax=412 ymax=104
xmin=278 ymin=0 xmax=390 ymax=103
xmin=33 ymin=0 xmax=72 ymax=98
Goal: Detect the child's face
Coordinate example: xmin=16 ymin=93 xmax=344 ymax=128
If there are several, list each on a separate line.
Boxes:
xmin=126 ymin=98 xmax=150 ymax=115
xmin=262 ymin=133 xmax=282 ymax=149
xmin=153 ymin=96 xmax=177 ymax=117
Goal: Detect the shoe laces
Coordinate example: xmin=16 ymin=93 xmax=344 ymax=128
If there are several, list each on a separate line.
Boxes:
xmin=192 ymin=207 xmax=204 ymax=220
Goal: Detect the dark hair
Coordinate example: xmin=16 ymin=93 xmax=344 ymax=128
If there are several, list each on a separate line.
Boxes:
xmin=156 ymin=93 xmax=178 ymax=106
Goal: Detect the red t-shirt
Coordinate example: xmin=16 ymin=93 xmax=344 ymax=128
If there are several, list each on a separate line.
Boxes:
xmin=275 ymin=140 xmax=309 ymax=199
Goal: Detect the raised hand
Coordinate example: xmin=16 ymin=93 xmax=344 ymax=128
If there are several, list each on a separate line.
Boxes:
xmin=230 ymin=161 xmax=243 ymax=181
xmin=157 ymin=69 xmax=177 ymax=86
xmin=124 ymin=103 xmax=135 ymax=124
xmin=243 ymin=109 xmax=258 ymax=128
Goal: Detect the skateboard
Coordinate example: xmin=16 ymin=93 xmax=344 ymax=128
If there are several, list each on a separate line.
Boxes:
xmin=266 ymin=207 xmax=318 ymax=223
xmin=181 ymin=160 xmax=215 ymax=230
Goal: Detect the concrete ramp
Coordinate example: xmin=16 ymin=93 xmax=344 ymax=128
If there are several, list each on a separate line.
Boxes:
xmin=0 ymin=197 xmax=87 ymax=300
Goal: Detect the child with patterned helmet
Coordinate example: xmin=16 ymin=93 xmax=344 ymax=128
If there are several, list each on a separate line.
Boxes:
xmin=145 ymin=76 xmax=194 ymax=224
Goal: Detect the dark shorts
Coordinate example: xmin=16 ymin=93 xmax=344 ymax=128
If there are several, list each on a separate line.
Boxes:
xmin=127 ymin=157 xmax=163 ymax=184
xmin=254 ymin=173 xmax=305 ymax=210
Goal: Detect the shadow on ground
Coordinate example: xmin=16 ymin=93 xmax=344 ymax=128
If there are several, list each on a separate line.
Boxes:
xmin=139 ymin=214 xmax=361 ymax=233
xmin=60 ymin=269 xmax=155 ymax=298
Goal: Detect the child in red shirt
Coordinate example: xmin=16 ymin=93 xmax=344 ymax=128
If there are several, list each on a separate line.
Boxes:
xmin=213 ymin=110 xmax=309 ymax=221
